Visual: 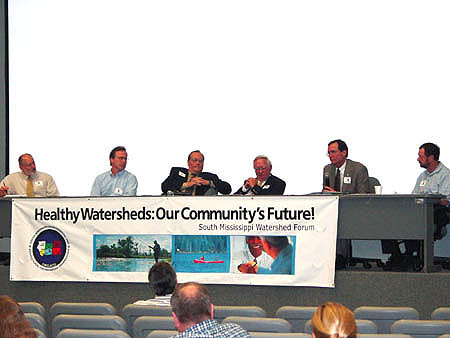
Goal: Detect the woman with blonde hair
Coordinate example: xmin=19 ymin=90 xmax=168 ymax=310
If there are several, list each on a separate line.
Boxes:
xmin=311 ymin=302 xmax=357 ymax=338
xmin=0 ymin=295 xmax=37 ymax=338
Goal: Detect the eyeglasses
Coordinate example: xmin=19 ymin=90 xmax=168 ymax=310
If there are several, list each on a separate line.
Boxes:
xmin=254 ymin=167 xmax=268 ymax=171
xmin=326 ymin=150 xmax=339 ymax=157
xmin=190 ymin=158 xmax=204 ymax=163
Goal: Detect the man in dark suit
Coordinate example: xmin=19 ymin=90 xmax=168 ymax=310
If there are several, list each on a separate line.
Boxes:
xmin=322 ymin=139 xmax=370 ymax=269
xmin=235 ymin=155 xmax=286 ymax=195
xmin=161 ymin=150 xmax=231 ymax=195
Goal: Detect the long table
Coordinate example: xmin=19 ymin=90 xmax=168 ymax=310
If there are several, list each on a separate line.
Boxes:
xmin=0 ymin=194 xmax=442 ymax=272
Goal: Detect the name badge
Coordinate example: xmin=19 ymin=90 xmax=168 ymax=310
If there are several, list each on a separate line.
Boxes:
xmin=419 ymin=180 xmax=427 ymax=187
xmin=343 ymin=177 xmax=351 ymax=184
xmin=262 ymin=185 xmax=270 ymax=189
xmin=114 ymin=187 xmax=123 ymax=195
xmin=178 ymin=171 xmax=186 ymax=178
xmin=34 ymin=180 xmax=43 ymax=186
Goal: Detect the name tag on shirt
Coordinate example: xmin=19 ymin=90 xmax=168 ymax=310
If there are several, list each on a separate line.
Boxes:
xmin=34 ymin=180 xmax=43 ymax=186
xmin=262 ymin=185 xmax=270 ymax=189
xmin=420 ymin=180 xmax=427 ymax=187
xmin=115 ymin=187 xmax=123 ymax=195
xmin=343 ymin=177 xmax=351 ymax=184
xmin=178 ymin=171 xmax=186 ymax=178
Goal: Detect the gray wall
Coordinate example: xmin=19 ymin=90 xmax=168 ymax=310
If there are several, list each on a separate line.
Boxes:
xmin=0 ymin=0 xmax=7 ymax=178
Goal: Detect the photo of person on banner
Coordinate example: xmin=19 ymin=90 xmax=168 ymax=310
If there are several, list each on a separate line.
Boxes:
xmin=238 ymin=236 xmax=295 ymax=275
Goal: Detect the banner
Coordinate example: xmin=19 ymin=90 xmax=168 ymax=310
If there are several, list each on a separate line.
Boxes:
xmin=10 ymin=195 xmax=338 ymax=287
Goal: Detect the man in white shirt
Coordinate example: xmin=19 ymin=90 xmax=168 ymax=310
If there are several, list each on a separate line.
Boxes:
xmin=0 ymin=153 xmax=59 ymax=197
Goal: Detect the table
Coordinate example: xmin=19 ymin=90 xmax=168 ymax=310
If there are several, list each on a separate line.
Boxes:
xmin=0 ymin=194 xmax=442 ymax=272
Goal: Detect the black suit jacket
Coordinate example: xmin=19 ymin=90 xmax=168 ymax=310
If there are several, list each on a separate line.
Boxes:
xmin=161 ymin=167 xmax=232 ymax=195
xmin=234 ymin=174 xmax=286 ymax=195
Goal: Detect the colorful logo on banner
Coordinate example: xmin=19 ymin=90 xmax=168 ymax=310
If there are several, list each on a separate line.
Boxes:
xmin=29 ymin=227 xmax=69 ymax=270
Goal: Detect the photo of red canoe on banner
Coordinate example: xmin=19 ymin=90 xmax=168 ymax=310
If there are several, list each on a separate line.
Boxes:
xmin=194 ymin=256 xmax=224 ymax=264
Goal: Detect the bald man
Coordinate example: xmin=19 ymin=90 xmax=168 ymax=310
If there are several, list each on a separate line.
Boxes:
xmin=0 ymin=154 xmax=59 ymax=197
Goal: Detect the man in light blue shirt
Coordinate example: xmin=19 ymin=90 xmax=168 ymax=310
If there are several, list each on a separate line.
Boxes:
xmin=91 ymin=146 xmax=138 ymax=196
xmin=384 ymin=143 xmax=450 ymax=270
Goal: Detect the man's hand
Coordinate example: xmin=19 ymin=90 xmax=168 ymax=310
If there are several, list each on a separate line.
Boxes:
xmin=440 ymin=198 xmax=449 ymax=206
xmin=322 ymin=186 xmax=335 ymax=192
xmin=0 ymin=185 xmax=8 ymax=197
xmin=188 ymin=177 xmax=210 ymax=187
xmin=244 ymin=178 xmax=257 ymax=189
xmin=238 ymin=262 xmax=258 ymax=274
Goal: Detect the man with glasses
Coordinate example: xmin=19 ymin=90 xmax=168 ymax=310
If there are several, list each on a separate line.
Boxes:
xmin=91 ymin=146 xmax=138 ymax=196
xmin=161 ymin=150 xmax=231 ymax=195
xmin=323 ymin=139 xmax=369 ymax=193
xmin=235 ymin=155 xmax=286 ymax=195
xmin=323 ymin=139 xmax=369 ymax=269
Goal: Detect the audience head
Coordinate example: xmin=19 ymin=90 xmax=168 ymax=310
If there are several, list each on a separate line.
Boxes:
xmin=311 ymin=302 xmax=357 ymax=338
xmin=18 ymin=154 xmax=36 ymax=177
xmin=253 ymin=155 xmax=272 ymax=182
xmin=171 ymin=282 xmax=213 ymax=332
xmin=148 ymin=262 xmax=177 ymax=296
xmin=187 ymin=150 xmax=204 ymax=175
xmin=0 ymin=295 xmax=37 ymax=338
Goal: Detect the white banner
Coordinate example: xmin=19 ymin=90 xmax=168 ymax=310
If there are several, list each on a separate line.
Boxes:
xmin=10 ymin=196 xmax=338 ymax=287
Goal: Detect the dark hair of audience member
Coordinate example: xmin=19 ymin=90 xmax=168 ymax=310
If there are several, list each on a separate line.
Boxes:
xmin=0 ymin=295 xmax=37 ymax=338
xmin=170 ymin=282 xmax=211 ymax=324
xmin=311 ymin=302 xmax=357 ymax=338
xmin=148 ymin=262 xmax=177 ymax=296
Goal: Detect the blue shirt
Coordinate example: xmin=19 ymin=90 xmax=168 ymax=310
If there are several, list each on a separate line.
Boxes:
xmin=171 ymin=319 xmax=250 ymax=338
xmin=412 ymin=162 xmax=450 ymax=202
xmin=91 ymin=169 xmax=138 ymax=196
xmin=258 ymin=244 xmax=293 ymax=275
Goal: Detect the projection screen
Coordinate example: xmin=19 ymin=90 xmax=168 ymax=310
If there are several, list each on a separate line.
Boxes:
xmin=7 ymin=0 xmax=450 ymax=196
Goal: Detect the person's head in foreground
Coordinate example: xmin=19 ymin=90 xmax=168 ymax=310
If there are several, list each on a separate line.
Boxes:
xmin=170 ymin=282 xmax=212 ymax=332
xmin=311 ymin=302 xmax=357 ymax=338
xmin=0 ymin=295 xmax=37 ymax=338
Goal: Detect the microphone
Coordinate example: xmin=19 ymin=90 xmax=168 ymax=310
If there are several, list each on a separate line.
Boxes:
xmin=324 ymin=172 xmax=330 ymax=188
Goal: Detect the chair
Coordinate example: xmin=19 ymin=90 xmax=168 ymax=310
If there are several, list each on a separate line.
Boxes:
xmin=391 ymin=320 xmax=450 ymax=338
xmin=25 ymin=313 xmax=48 ymax=336
xmin=52 ymin=314 xmax=126 ymax=338
xmin=19 ymin=301 xmax=46 ymax=318
xmin=50 ymin=302 xmax=116 ymax=321
xmin=146 ymin=330 xmax=179 ymax=338
xmin=354 ymin=307 xmax=419 ymax=334
xmin=250 ymin=333 xmax=311 ymax=338
xmin=122 ymin=304 xmax=172 ymax=334
xmin=431 ymin=308 xmax=450 ymax=320
xmin=275 ymin=306 xmax=317 ymax=333
xmin=56 ymin=329 xmax=131 ymax=338
xmin=349 ymin=177 xmax=385 ymax=269
xmin=214 ymin=305 xmax=267 ymax=322
xmin=34 ymin=328 xmax=47 ymax=338
xmin=305 ymin=319 xmax=377 ymax=334
xmin=132 ymin=316 xmax=176 ymax=338
xmin=222 ymin=316 xmax=292 ymax=333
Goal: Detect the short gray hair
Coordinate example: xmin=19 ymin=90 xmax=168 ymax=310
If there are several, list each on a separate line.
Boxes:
xmin=254 ymin=155 xmax=272 ymax=167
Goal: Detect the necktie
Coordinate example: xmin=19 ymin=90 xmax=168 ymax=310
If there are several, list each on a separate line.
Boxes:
xmin=334 ymin=169 xmax=341 ymax=192
xmin=191 ymin=174 xmax=197 ymax=196
xmin=26 ymin=177 xmax=35 ymax=197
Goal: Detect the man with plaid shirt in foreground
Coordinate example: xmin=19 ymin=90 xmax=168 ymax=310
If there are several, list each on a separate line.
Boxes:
xmin=170 ymin=282 xmax=250 ymax=338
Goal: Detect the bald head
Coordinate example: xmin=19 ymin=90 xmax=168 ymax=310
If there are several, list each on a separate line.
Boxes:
xmin=18 ymin=154 xmax=36 ymax=177
xmin=171 ymin=282 xmax=212 ymax=326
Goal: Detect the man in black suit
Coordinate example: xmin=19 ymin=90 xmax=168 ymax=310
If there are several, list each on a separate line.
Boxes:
xmin=235 ymin=155 xmax=286 ymax=195
xmin=161 ymin=150 xmax=231 ymax=195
